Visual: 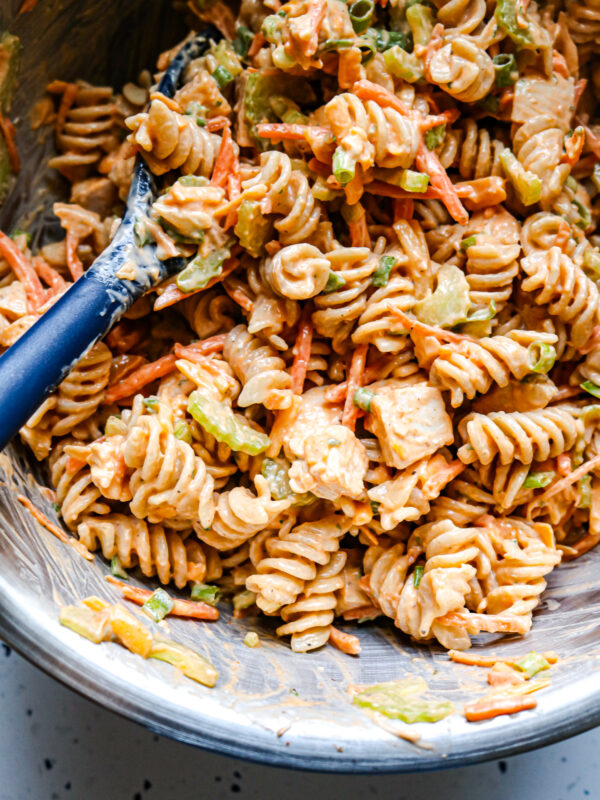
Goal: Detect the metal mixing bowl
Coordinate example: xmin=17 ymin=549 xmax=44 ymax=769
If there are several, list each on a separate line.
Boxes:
xmin=1 ymin=0 xmax=600 ymax=773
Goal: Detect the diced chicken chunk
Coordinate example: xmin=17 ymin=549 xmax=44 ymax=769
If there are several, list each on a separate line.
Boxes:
xmin=289 ymin=424 xmax=367 ymax=501
xmin=283 ymin=386 xmax=342 ymax=460
xmin=0 ymin=281 xmax=28 ymax=320
xmin=366 ymin=383 xmax=454 ymax=469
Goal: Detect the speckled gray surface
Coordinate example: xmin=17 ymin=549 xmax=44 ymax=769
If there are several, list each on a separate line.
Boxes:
xmin=0 ymin=644 xmax=598 ymax=800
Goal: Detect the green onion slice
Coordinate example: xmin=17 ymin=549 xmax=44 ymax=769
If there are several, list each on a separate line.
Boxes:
xmin=142 ymin=588 xmax=174 ymax=623
xmin=111 ymin=556 xmax=129 ymax=580
xmin=354 ymin=387 xmax=375 ymax=412
xmin=323 ymin=270 xmax=346 ymax=293
xmin=413 ymin=565 xmax=424 ymax=587
xmin=212 ymin=65 xmax=234 ymax=90
xmin=523 ymin=470 xmax=555 ymax=489
xmin=349 ymin=0 xmax=375 ymax=33
xmin=528 ymin=342 xmax=556 ymax=374
xmin=492 ymin=53 xmax=517 ymax=87
xmin=332 ymin=146 xmax=356 ymax=185
xmin=372 ymin=255 xmax=396 ymax=287
xmin=191 ymin=583 xmax=221 ymax=606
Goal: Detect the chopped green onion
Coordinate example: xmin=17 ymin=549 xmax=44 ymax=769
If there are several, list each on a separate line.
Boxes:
xmin=142 ymin=589 xmax=174 ymax=623
xmin=111 ymin=556 xmax=129 ymax=580
xmin=370 ymin=499 xmax=381 ymax=515
xmin=513 ymin=652 xmax=550 ymax=679
xmin=150 ymin=637 xmax=219 ymax=687
xmin=184 ymin=101 xmax=208 ymax=125
xmin=400 ymin=169 xmax=429 ymax=193
xmin=492 ymin=53 xmax=517 ymax=87
xmin=174 ymin=421 xmax=192 ymax=443
xmin=565 ymin=174 xmax=578 ymax=193
xmin=573 ymin=198 xmax=591 ymax=230
xmin=383 ymin=45 xmax=423 ymax=83
xmin=323 ymin=271 xmax=346 ymax=293
xmin=372 ymin=255 xmax=396 ymax=287
xmin=406 ymin=3 xmax=434 ymax=47
xmin=233 ymin=590 xmax=257 ymax=611
xmin=191 ymin=583 xmax=221 ymax=606
xmin=353 ymin=677 xmax=454 ymax=723
xmin=142 ymin=396 xmax=159 ymax=413
xmin=523 ymin=470 xmax=555 ymax=489
xmin=528 ymin=342 xmax=556 ymax=374
xmin=212 ymin=65 xmax=234 ymax=90
xmin=349 ymin=0 xmax=374 ymax=34
xmin=479 ymin=95 xmax=500 ymax=115
xmin=413 ymin=565 xmax=424 ymax=587
xmin=354 ymin=387 xmax=375 ymax=412
xmin=500 ymin=148 xmax=541 ymax=206
xmin=244 ymin=631 xmax=260 ymax=648
xmin=578 ymin=474 xmax=592 ymax=509
xmin=581 ymin=380 xmax=600 ymax=399
xmin=461 ymin=235 xmax=477 ymax=250
xmin=52 ymin=502 xmax=61 ymax=513
xmin=233 ymin=25 xmax=254 ymax=59
xmin=465 ymin=300 xmax=497 ymax=322
xmin=495 ymin=0 xmax=533 ymax=48
xmin=424 ymin=123 xmax=446 ymax=151
xmin=368 ymin=28 xmax=411 ymax=52
xmin=332 ymin=146 xmax=356 ymax=185
xmin=10 ymin=228 xmax=31 ymax=245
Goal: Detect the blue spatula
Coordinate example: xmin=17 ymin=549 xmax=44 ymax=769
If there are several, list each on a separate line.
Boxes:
xmin=0 ymin=27 xmax=221 ymax=451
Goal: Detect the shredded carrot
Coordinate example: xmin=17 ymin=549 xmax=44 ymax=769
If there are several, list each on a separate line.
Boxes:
xmin=211 ymin=126 xmax=236 ymax=189
xmin=55 ymin=82 xmax=78 ymax=135
xmin=206 ymin=115 xmax=231 ymax=132
xmin=19 ymin=0 xmax=41 ymax=11
xmin=415 ymin=143 xmax=469 ymax=225
xmin=342 ymin=343 xmax=368 ymax=431
xmin=448 ymin=649 xmax=558 ymax=668
xmin=223 ymin=283 xmax=253 ymax=312
xmin=17 ymin=494 xmax=94 ymax=561
xmin=65 ymin=231 xmax=84 ymax=280
xmin=291 ymin=309 xmax=313 ymax=395
xmin=329 ymin=626 xmax=361 ymax=655
xmin=552 ymin=49 xmax=570 ymax=79
xmin=303 ymin=0 xmax=326 ymax=56
xmin=562 ymin=126 xmax=585 ymax=167
xmin=104 ymin=353 xmax=177 ymax=404
xmin=553 ymin=219 xmax=571 ymax=251
xmin=348 ymin=211 xmax=370 ymax=247
xmin=248 ymin=31 xmax=266 ymax=58
xmin=393 ymin=198 xmax=414 ymax=221
xmin=352 ymin=79 xmax=413 ymax=118
xmin=574 ymin=79 xmax=588 ymax=115
xmin=105 ymin=320 xmax=146 ymax=354
xmin=390 ymin=307 xmax=467 ymax=343
xmin=464 ymin=694 xmax=537 ymax=722
xmin=257 ymin=122 xmax=330 ymax=141
xmin=455 ymin=177 xmax=506 ymax=210
xmin=0 ymin=115 xmax=19 ymax=172
xmin=149 ymin=92 xmax=182 ymax=113
xmin=342 ymin=605 xmax=380 ymax=621
xmin=153 ymin=255 xmax=240 ymax=311
xmin=551 ymin=385 xmax=584 ymax=402
xmin=534 ymin=453 xmax=600 ymax=505
xmin=0 ymin=230 xmax=45 ymax=311
xmin=556 ymin=453 xmax=572 ymax=477
xmin=173 ymin=333 xmax=227 ymax=362
xmin=32 ymin=256 xmax=67 ymax=296
xmin=307 ymin=157 xmax=331 ymax=177
xmin=106 ymin=576 xmax=219 ymax=620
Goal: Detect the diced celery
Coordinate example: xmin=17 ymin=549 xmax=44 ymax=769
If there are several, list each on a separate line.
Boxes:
xmin=191 ymin=583 xmax=221 ymax=606
xmin=59 ymin=605 xmax=112 ymax=644
xmin=383 ymin=46 xmax=423 ymax=83
xmin=514 ymin=652 xmax=550 ymax=678
xmin=244 ymin=631 xmax=261 ymax=647
xmin=243 ymin=72 xmax=313 ymax=150
xmin=212 ymin=40 xmax=243 ymax=78
xmin=495 ymin=0 xmax=533 ymax=48
xmin=150 ymin=637 xmax=219 ymax=687
xmin=234 ymin=200 xmax=273 ymax=258
xmin=581 ymin=381 xmax=600 ymax=399
xmin=323 ymin=271 xmax=346 ymax=293
xmin=233 ymin=590 xmax=257 ymax=611
xmin=262 ymin=457 xmax=293 ymax=500
xmin=174 ymin=421 xmax=192 ymax=443
xmin=176 ymin=247 xmax=230 ymax=293
xmin=413 ymin=264 xmax=470 ymax=328
xmin=406 ymin=4 xmax=434 ymax=48
xmin=578 ymin=474 xmax=592 ymax=509
xmin=424 ymin=124 xmax=446 ymax=151
xmin=353 ymin=677 xmax=454 ymax=723
xmin=400 ymin=169 xmax=429 ymax=193
xmin=188 ymin=390 xmax=271 ymax=455
xmin=500 ymin=148 xmax=541 ymax=206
